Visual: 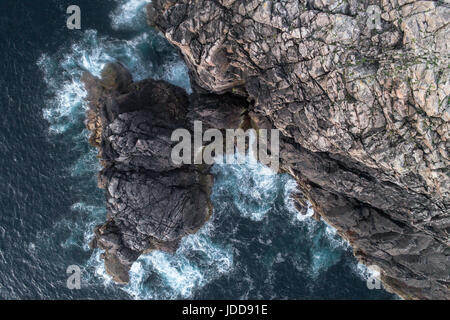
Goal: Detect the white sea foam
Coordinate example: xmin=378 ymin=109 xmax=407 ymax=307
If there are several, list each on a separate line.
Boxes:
xmin=161 ymin=60 xmax=192 ymax=93
xmin=283 ymin=179 xmax=315 ymax=222
xmin=354 ymin=263 xmax=382 ymax=284
xmin=110 ymin=0 xmax=152 ymax=30
xmin=213 ymin=152 xmax=281 ymax=221
xmin=324 ymin=223 xmax=351 ymax=250
xmin=38 ymin=31 xmax=150 ymax=135
xmin=355 ymin=263 xmax=371 ymax=281
xmin=121 ymin=222 xmax=233 ymax=300
xmin=71 ymin=202 xmax=107 ymax=251
xmin=282 ymin=178 xmax=353 ymax=277
xmin=38 ymin=28 xmax=191 ymax=135
xmin=83 ymin=210 xmax=233 ymax=300
xmin=70 ymin=147 xmax=102 ymax=178
xmin=85 ymin=250 xmax=114 ymax=286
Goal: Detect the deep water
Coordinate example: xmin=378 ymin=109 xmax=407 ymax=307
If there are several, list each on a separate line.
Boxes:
xmin=0 ymin=0 xmax=396 ymax=300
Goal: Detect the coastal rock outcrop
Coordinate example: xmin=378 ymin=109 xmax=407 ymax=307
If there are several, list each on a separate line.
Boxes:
xmin=82 ymin=63 xmax=246 ymax=283
xmin=147 ymin=0 xmax=450 ymax=299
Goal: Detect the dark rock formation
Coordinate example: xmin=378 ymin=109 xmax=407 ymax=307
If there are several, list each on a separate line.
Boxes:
xmin=147 ymin=0 xmax=449 ymax=299
xmin=82 ymin=62 xmax=246 ymax=283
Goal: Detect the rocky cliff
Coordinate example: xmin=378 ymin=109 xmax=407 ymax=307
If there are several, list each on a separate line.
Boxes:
xmin=145 ymin=0 xmax=450 ymax=299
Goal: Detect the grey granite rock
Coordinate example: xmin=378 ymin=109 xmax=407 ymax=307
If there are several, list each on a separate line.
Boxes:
xmin=82 ymin=63 xmax=246 ymax=283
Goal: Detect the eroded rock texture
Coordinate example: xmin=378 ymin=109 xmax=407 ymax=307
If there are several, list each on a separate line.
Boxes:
xmin=148 ymin=0 xmax=449 ymax=299
xmin=82 ymin=63 xmax=246 ymax=283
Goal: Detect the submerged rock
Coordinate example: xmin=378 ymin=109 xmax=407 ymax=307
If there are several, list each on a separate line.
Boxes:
xmin=147 ymin=0 xmax=449 ymax=299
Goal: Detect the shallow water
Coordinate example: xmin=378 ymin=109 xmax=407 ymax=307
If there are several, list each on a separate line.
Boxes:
xmin=0 ymin=0 xmax=395 ymax=300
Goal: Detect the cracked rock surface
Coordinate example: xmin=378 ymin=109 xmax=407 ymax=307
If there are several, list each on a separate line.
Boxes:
xmin=148 ymin=0 xmax=449 ymax=299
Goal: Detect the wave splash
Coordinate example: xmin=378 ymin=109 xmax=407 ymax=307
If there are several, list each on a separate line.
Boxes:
xmin=124 ymin=223 xmax=233 ymax=300
xmin=110 ymin=0 xmax=152 ymax=30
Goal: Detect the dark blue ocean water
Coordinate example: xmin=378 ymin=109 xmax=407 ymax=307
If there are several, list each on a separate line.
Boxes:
xmin=0 ymin=0 xmax=396 ymax=300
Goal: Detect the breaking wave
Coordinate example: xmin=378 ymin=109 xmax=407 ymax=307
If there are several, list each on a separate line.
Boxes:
xmin=110 ymin=0 xmax=152 ymax=30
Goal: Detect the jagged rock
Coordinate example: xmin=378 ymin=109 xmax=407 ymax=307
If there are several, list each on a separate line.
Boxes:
xmin=83 ymin=62 xmax=246 ymax=283
xmin=147 ymin=0 xmax=450 ymax=299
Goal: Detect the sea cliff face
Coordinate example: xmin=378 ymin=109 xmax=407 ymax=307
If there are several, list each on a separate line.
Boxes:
xmin=145 ymin=0 xmax=449 ymax=299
